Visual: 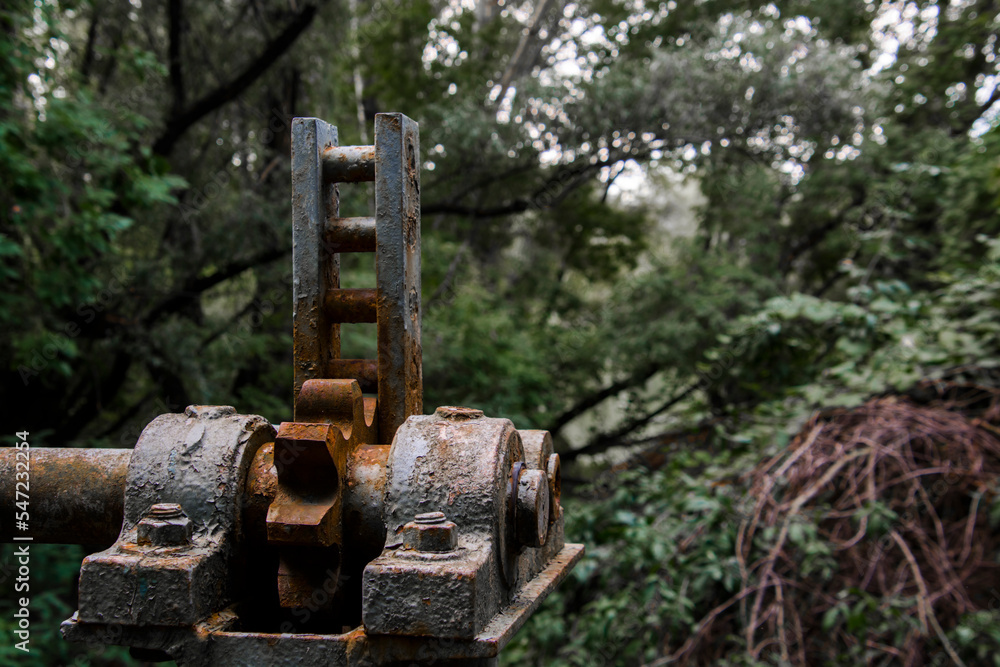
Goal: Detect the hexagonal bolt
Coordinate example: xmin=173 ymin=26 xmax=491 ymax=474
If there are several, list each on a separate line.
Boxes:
xmin=515 ymin=469 xmax=550 ymax=548
xmin=137 ymin=503 xmax=192 ymax=547
xmin=402 ymin=511 xmax=458 ymax=552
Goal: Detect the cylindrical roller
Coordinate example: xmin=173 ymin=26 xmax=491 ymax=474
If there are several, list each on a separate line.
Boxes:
xmin=1 ymin=439 xmax=392 ymax=553
xmin=325 ymin=216 xmax=376 ymax=253
xmin=325 ymin=288 xmax=377 ymax=323
xmin=0 ymin=447 xmax=130 ymax=546
xmin=516 ymin=469 xmax=550 ymax=548
xmin=519 ymin=430 xmax=553 ymax=469
xmin=328 ymin=358 xmax=378 ymax=393
xmin=244 ymin=441 xmax=278 ymax=545
xmin=322 ymin=145 xmax=375 ymax=182
xmin=343 ymin=445 xmax=389 ymax=563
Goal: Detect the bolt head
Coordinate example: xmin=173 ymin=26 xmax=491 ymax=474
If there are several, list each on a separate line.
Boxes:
xmin=403 ymin=515 xmax=458 ymax=552
xmin=138 ymin=504 xmax=192 ymax=547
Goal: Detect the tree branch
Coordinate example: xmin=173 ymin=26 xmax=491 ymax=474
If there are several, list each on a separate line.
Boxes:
xmin=152 ymin=4 xmax=318 ymax=156
xmin=80 ymin=6 xmax=100 ymax=78
xmin=778 ymin=182 xmax=866 ymax=274
xmin=547 ymin=365 xmax=660 ymax=436
xmin=168 ymin=0 xmax=185 ymax=116
xmin=495 ymin=0 xmax=558 ymax=106
xmin=421 ymin=199 xmax=534 ymax=218
xmin=423 ymin=155 xmax=627 ymax=219
xmin=561 ymin=381 xmax=700 ymax=462
xmin=142 ymin=245 xmax=288 ymax=325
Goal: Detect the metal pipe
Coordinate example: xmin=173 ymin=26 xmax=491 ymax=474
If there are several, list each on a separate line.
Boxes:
xmin=0 ymin=441 xmax=388 ymax=553
xmin=325 ymin=216 xmax=376 ymax=253
xmin=0 ymin=447 xmax=130 ymax=546
xmin=343 ymin=445 xmax=388 ymax=563
xmin=322 ymin=145 xmax=375 ymax=183
xmin=325 ymin=288 xmax=377 ymax=323
xmin=327 ymin=358 xmax=378 ymax=393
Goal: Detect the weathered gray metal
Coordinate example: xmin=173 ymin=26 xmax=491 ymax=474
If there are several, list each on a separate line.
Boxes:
xmin=515 ymin=469 xmax=550 ymax=548
xmin=137 ymin=503 xmax=193 ymax=547
xmin=373 ymin=113 xmax=422 ymax=441
xmin=291 ymin=117 xmax=340 ymax=414
xmin=322 ymin=144 xmax=376 ymax=182
xmin=76 ymin=405 xmax=274 ymax=626
xmin=63 ymin=536 xmax=582 ymax=665
xmin=325 ymin=215 xmax=376 ymax=252
xmin=55 ymin=401 xmax=582 ymax=663
xmin=295 ymin=112 xmax=422 ymax=445
xmin=402 ymin=511 xmax=459 ymax=552
xmin=363 ymin=406 xmax=566 ymax=639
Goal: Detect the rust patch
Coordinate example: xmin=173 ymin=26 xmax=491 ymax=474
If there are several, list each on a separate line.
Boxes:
xmin=0 ymin=447 xmax=130 ymax=545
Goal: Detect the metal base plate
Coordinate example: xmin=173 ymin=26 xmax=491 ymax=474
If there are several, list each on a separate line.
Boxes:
xmin=63 ymin=544 xmax=584 ymax=666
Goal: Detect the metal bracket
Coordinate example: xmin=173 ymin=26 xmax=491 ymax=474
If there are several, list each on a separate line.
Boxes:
xmin=75 ymin=406 xmax=274 ymax=627
xmin=291 ymin=113 xmax=422 ymax=443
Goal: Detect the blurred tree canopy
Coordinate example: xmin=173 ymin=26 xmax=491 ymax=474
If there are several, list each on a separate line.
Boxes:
xmin=3 ymin=0 xmax=1000 ymax=665
xmin=3 ymin=0 xmax=999 ymax=463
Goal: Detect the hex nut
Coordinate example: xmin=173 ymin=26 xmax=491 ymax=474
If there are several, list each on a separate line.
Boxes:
xmin=515 ymin=469 xmax=550 ymax=548
xmin=402 ymin=512 xmax=458 ymax=552
xmin=137 ymin=503 xmax=192 ymax=547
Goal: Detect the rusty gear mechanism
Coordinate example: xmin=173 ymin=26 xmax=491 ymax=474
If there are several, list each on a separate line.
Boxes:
xmin=0 ymin=114 xmax=582 ymax=667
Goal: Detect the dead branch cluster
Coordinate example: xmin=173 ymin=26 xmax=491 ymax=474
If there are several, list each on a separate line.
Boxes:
xmin=672 ymin=383 xmax=1000 ymax=666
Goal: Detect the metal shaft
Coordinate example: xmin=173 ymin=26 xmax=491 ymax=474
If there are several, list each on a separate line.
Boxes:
xmin=0 ymin=447 xmax=130 ymax=545
xmin=0 ymin=443 xmax=388 ymax=551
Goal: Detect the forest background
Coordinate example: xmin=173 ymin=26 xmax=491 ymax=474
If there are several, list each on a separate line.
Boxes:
xmin=2 ymin=0 xmax=1000 ymax=664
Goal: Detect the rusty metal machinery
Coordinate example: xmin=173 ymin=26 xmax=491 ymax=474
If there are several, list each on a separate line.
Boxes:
xmin=0 ymin=113 xmax=582 ymax=666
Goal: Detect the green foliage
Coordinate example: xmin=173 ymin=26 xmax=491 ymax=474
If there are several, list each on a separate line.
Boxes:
xmin=508 ymin=433 xmax=1000 ymax=665
xmin=703 ymin=234 xmax=1000 ymax=446
xmin=0 ymin=0 xmax=184 ymax=386
xmin=504 ymin=450 xmax=753 ymax=666
xmin=0 ymin=545 xmax=132 ymax=666
xmin=3 ymin=0 xmax=1000 ymax=664
xmin=424 ymin=272 xmax=553 ymax=427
